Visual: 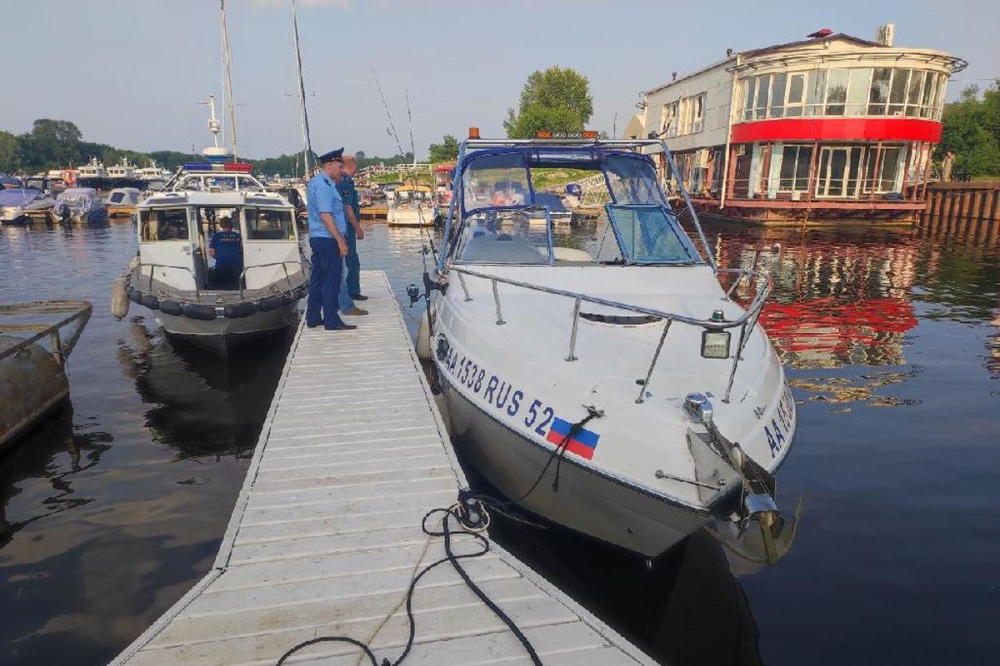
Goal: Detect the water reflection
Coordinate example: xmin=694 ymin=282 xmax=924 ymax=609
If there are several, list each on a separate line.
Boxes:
xmin=116 ymin=317 xmax=292 ymax=459
xmin=0 ymin=405 xmax=112 ymax=552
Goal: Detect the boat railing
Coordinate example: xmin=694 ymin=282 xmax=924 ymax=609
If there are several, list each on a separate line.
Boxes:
xmin=0 ymin=300 xmax=93 ymax=367
xmin=448 ymin=265 xmax=772 ymax=404
xmin=238 ymin=261 xmax=304 ymax=298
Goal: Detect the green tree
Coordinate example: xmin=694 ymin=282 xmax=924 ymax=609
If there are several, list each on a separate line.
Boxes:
xmin=30 ymin=119 xmax=84 ymax=168
xmin=428 ymin=134 xmax=459 ymax=163
xmin=0 ymin=131 xmax=23 ymax=173
xmin=937 ymin=83 xmax=1000 ymax=177
xmin=503 ymin=67 xmax=594 ymax=139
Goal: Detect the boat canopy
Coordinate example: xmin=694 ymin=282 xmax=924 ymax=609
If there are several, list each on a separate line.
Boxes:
xmin=447 ymin=143 xmax=702 ymax=267
xmin=0 ymin=189 xmax=41 ymax=206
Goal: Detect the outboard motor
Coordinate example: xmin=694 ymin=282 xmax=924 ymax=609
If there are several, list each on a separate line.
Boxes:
xmin=684 ymin=392 xmax=800 ymax=564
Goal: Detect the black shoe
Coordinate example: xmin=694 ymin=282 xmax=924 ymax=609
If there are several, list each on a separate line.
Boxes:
xmin=350 ymin=293 xmax=368 ymax=301
xmin=306 ymin=321 xmax=321 ymax=329
xmin=325 ymin=322 xmax=357 ymax=331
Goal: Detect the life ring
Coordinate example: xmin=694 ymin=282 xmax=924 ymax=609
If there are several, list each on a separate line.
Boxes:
xmin=63 ymin=170 xmax=77 ymax=187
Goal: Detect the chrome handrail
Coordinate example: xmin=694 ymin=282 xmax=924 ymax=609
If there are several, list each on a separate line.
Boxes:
xmin=139 ymin=262 xmax=200 ymax=299
xmin=238 ymin=261 xmax=303 ymax=298
xmin=448 ymin=265 xmax=772 ymax=404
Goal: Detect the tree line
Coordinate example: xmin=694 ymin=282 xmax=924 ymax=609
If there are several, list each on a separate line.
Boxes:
xmin=936 ymin=82 xmax=1000 ymax=178
xmin=0 ymin=119 xmax=418 ymax=177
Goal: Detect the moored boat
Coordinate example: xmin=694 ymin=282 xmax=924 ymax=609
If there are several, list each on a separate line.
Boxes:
xmin=107 ymin=187 xmax=142 ymax=217
xmin=423 ymin=132 xmax=799 ymax=562
xmin=53 ymin=187 xmax=108 ymax=226
xmin=121 ymin=161 xmax=307 ymax=353
xmin=0 ymin=188 xmax=56 ymax=225
xmin=388 ymin=184 xmax=434 ymax=226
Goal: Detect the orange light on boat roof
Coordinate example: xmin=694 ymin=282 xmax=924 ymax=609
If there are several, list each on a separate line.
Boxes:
xmin=468 ymin=127 xmax=481 ymax=139
xmin=581 ymin=130 xmax=599 ymax=139
xmin=535 ymin=130 xmax=554 ymax=139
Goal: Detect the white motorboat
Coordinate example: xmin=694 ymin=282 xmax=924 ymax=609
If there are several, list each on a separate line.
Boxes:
xmin=76 ymin=158 xmax=108 ymax=189
xmin=122 ymin=162 xmax=307 ymax=352
xmin=0 ymin=188 xmax=56 ymax=225
xmin=107 ymin=187 xmax=142 ymax=217
xmin=53 ymin=187 xmax=108 ymax=226
xmin=422 ymin=134 xmax=798 ymax=562
xmin=388 ymin=185 xmax=434 ymax=226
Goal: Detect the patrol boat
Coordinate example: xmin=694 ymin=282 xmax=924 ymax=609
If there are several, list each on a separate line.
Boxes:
xmin=120 ymin=160 xmax=307 ymax=352
xmin=422 ymin=132 xmax=799 ymax=562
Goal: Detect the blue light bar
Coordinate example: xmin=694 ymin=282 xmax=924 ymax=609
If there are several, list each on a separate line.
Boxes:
xmin=183 ymin=163 xmax=213 ymax=171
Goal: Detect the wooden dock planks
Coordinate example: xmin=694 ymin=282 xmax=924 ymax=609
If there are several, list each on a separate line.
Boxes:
xmin=112 ymin=271 xmax=655 ymax=666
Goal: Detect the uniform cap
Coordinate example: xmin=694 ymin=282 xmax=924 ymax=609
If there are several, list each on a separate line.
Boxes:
xmin=319 ymin=148 xmax=344 ymax=164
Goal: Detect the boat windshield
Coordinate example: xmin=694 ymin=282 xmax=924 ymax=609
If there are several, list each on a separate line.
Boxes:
xmin=605 ymin=205 xmax=700 ymax=264
xmin=457 ymin=210 xmax=551 ymax=265
xmin=140 ymin=207 xmax=190 ymax=241
xmin=462 ymin=152 xmax=531 ymax=214
xmin=245 ymin=208 xmax=295 ymax=240
xmin=0 ymin=189 xmax=39 ymax=206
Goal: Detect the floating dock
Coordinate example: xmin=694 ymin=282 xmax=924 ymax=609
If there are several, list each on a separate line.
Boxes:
xmin=112 ymin=271 xmax=654 ymax=666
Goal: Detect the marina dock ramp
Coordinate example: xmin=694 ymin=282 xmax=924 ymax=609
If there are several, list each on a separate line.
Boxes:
xmin=112 ymin=271 xmax=656 ymax=666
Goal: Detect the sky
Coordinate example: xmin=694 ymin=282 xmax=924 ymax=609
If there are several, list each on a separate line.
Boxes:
xmin=3 ymin=0 xmax=997 ymax=160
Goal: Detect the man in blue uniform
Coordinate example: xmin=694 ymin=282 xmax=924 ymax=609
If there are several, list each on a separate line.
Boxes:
xmin=305 ymin=149 xmax=356 ymax=331
xmin=339 ymin=153 xmax=367 ymax=304
xmin=209 ymin=216 xmax=242 ymax=289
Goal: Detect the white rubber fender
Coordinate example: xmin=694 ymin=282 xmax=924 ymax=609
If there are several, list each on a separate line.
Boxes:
xmin=111 ymin=276 xmax=130 ymax=320
xmin=416 ymin=309 xmax=431 ymax=361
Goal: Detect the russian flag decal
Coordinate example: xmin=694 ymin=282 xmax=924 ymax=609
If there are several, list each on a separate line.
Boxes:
xmin=546 ymin=417 xmax=600 ymax=460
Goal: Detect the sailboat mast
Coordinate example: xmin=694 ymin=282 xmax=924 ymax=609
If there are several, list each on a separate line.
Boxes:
xmin=220 ymin=0 xmax=239 ymax=161
xmin=290 ymin=0 xmax=313 ymax=179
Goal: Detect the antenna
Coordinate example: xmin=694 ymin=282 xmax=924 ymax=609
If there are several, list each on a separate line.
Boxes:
xmin=200 ymin=95 xmax=221 ymax=148
xmin=289 ymin=0 xmax=313 ymax=179
xmin=220 ymin=0 xmax=239 ymax=160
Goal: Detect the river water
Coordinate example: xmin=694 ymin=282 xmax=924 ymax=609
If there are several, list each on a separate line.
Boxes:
xmin=0 ymin=218 xmax=997 ymax=665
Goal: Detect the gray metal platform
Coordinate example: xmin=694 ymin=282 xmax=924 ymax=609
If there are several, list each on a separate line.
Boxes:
xmin=112 ymin=271 xmax=656 ymax=666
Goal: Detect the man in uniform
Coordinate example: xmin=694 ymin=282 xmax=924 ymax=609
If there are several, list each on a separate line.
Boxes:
xmin=305 ymin=149 xmax=356 ymax=331
xmin=338 ymin=154 xmax=367 ymax=304
xmin=209 ymin=216 xmax=242 ymax=289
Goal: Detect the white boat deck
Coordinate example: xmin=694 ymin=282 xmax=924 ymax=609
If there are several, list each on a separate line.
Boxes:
xmin=112 ymin=271 xmax=655 ymax=666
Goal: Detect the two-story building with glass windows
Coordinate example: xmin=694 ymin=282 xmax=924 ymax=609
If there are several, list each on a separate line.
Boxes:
xmin=630 ymin=28 xmax=966 ymax=224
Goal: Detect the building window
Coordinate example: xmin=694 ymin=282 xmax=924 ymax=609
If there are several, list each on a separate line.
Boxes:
xmin=777 ymin=145 xmax=813 ymax=193
xmin=665 ymin=94 xmax=705 ymax=136
xmin=661 ymin=101 xmax=678 ymax=137
xmin=739 ymin=68 xmax=947 ymax=121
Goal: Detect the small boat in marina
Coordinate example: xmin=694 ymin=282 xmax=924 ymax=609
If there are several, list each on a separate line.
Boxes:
xmin=0 ymin=300 xmax=92 ymax=452
xmin=388 ymin=184 xmax=434 ymax=227
xmin=121 ymin=160 xmax=307 ymax=352
xmin=0 ymin=188 xmax=56 ymax=225
xmin=53 ymin=187 xmax=108 ymax=226
xmin=107 ymin=187 xmax=142 ymax=217
xmin=119 ymin=84 xmax=307 ymax=353
xmin=423 ymin=133 xmax=799 ymax=563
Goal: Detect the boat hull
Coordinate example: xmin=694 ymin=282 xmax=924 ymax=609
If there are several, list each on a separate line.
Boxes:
xmin=442 ymin=376 xmax=712 ymax=558
xmin=154 ymin=301 xmax=298 ymax=353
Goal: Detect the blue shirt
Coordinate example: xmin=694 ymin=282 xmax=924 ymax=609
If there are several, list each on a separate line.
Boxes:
xmin=210 ymin=230 xmax=242 ymax=268
xmin=337 ymin=173 xmax=361 ymax=220
xmin=307 ymin=172 xmax=347 ymax=238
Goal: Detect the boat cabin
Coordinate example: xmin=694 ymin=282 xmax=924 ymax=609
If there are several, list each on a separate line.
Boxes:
xmin=137 ymin=189 xmax=301 ymax=294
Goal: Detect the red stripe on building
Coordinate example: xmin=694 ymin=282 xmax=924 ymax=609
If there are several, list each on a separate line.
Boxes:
xmin=731 ymin=118 xmax=942 ymax=143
